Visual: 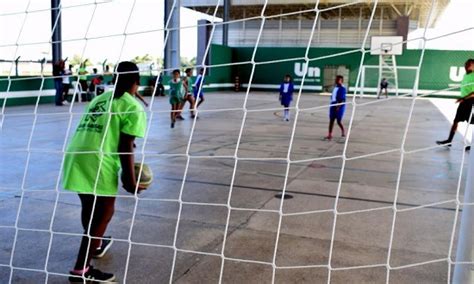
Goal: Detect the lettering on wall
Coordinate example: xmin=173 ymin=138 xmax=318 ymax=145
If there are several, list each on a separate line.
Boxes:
xmin=449 ymin=66 xmax=465 ymax=82
xmin=294 ymin=62 xmax=321 ymax=78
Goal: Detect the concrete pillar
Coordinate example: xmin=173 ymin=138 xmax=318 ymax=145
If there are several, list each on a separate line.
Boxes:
xmin=197 ymin=19 xmax=211 ymax=67
xmin=51 ymin=0 xmax=62 ymax=64
xmin=223 ymin=0 xmax=230 ymax=46
xmin=164 ymin=0 xmax=180 ymax=74
xmin=396 ymin=16 xmax=409 ymax=49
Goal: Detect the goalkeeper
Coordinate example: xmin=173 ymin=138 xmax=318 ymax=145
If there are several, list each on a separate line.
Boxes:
xmin=63 ymin=61 xmax=147 ymax=282
xmin=436 ymin=59 xmax=474 ymax=149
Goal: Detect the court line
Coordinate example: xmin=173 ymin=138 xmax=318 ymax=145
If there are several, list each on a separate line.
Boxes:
xmin=161 ymin=176 xmax=458 ymax=212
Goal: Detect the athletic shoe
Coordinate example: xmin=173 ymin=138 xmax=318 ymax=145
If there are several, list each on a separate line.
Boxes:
xmin=62 ymin=100 xmax=69 ymax=105
xmin=92 ymin=236 xmax=113 ymax=259
xmin=176 ymin=115 xmax=185 ymax=120
xmin=69 ymin=266 xmax=116 ymax=283
xmin=466 ymin=146 xmax=471 ymax=151
xmin=436 ymin=140 xmax=452 ymax=147
xmin=285 ymin=118 xmax=289 ymax=122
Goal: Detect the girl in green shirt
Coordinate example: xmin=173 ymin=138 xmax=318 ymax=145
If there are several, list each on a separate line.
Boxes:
xmin=168 ymin=69 xmax=184 ymax=128
xmin=437 ymin=58 xmax=474 ymax=148
xmin=64 ymin=61 xmax=147 ymax=282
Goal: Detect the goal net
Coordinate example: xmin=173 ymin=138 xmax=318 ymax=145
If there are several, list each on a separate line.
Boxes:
xmin=359 ymin=65 xmax=419 ymax=97
xmin=0 ymin=0 xmax=473 ymax=283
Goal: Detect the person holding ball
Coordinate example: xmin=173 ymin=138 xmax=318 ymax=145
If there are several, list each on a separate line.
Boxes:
xmin=62 ymin=61 xmax=147 ymax=282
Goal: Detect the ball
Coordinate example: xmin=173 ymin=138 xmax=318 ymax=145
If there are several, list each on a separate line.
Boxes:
xmin=135 ymin=162 xmax=153 ymax=189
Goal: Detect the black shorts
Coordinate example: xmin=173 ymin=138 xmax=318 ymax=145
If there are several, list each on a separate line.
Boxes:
xmin=454 ymin=99 xmax=474 ymax=123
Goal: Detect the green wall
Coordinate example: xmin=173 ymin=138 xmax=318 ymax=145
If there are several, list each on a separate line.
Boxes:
xmin=1 ymin=45 xmax=472 ymax=106
xmin=232 ymin=47 xmax=473 ymax=93
xmin=207 ymin=44 xmax=233 ymax=86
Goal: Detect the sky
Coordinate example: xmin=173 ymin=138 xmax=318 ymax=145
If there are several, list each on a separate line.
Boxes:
xmin=407 ymin=0 xmax=474 ymax=50
xmin=0 ymin=0 xmax=472 ymax=67
xmin=0 ymin=0 xmax=219 ymax=65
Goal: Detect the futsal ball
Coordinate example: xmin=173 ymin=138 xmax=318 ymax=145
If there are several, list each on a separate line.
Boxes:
xmin=135 ymin=162 xmax=153 ymax=189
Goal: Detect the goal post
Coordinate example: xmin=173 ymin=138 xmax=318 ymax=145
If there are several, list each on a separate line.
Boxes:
xmin=453 ymin=108 xmax=474 ymax=283
xmin=359 ymin=65 xmax=419 ymax=97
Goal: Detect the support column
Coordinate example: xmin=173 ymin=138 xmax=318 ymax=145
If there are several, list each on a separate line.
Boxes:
xmin=453 ymin=120 xmax=474 ymax=283
xmin=51 ymin=0 xmax=62 ymax=64
xmin=197 ymin=19 xmax=211 ymax=67
xmin=222 ymin=0 xmax=230 ymax=46
xmin=164 ymin=0 xmax=180 ymax=74
xmin=396 ymin=16 xmax=409 ymax=49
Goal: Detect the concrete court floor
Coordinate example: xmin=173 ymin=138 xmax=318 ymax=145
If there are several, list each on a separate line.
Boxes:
xmin=0 ymin=91 xmax=471 ymax=283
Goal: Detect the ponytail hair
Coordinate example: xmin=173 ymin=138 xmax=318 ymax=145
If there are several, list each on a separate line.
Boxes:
xmin=112 ymin=61 xmax=140 ymax=98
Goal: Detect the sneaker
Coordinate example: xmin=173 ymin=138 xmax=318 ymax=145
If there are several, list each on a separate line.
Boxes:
xmin=436 ymin=140 xmax=452 ymax=147
xmin=92 ymin=236 xmax=113 ymax=259
xmin=176 ymin=115 xmax=185 ymax=120
xmin=285 ymin=118 xmax=289 ymax=122
xmin=466 ymin=146 xmax=471 ymax=151
xmin=69 ymin=266 xmax=116 ymax=283
xmin=62 ymin=100 xmax=69 ymax=105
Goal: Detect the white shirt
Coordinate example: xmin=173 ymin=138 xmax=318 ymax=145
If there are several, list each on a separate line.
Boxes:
xmin=283 ymin=83 xmax=290 ymax=93
xmin=63 ymin=69 xmax=72 ymax=84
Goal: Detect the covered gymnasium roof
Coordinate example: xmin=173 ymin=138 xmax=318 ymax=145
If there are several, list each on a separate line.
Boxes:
xmin=182 ymin=0 xmax=450 ymax=28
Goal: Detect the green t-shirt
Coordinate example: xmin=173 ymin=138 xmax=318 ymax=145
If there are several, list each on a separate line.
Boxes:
xmin=169 ymin=79 xmax=184 ymax=98
xmin=185 ymin=76 xmax=194 ymax=94
xmin=78 ymin=67 xmax=87 ymax=81
xmin=62 ymin=91 xmax=147 ymax=195
xmin=461 ymin=72 xmax=474 ymax=98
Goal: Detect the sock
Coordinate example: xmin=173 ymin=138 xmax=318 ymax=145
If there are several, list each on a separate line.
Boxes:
xmin=447 ymin=130 xmax=455 ymax=142
xmin=284 ymin=109 xmax=289 ymax=119
xmin=72 ymin=266 xmax=90 ymax=275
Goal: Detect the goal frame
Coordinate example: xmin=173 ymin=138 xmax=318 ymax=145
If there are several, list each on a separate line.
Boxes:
xmin=359 ymin=65 xmax=420 ymax=97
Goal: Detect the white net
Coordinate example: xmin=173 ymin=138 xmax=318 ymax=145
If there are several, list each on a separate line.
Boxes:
xmin=0 ymin=0 xmax=473 ymax=283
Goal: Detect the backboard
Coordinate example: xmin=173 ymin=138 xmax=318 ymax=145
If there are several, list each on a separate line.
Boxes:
xmin=370 ymin=36 xmax=404 ymax=55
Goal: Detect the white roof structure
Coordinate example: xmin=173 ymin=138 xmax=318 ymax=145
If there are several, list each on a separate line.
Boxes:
xmin=183 ymin=0 xmax=449 ymax=28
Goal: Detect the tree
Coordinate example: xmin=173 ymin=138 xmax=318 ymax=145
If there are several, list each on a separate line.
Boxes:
xmin=180 ymin=57 xmax=196 ymax=69
xmin=131 ymin=54 xmax=155 ymax=64
xmin=69 ymin=54 xmax=91 ymax=67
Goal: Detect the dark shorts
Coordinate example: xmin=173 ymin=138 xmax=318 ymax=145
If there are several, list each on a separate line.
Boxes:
xmin=454 ymin=99 xmax=474 ymax=123
xmin=193 ymin=91 xmax=204 ymax=99
xmin=329 ymin=103 xmax=345 ymax=121
xmin=281 ymin=97 xmax=292 ymax=108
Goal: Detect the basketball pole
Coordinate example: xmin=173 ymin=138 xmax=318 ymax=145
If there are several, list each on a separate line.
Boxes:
xmin=453 ymin=106 xmax=474 ymax=284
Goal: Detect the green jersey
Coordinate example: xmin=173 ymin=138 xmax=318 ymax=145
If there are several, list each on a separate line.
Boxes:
xmin=78 ymin=67 xmax=87 ymax=81
xmin=185 ymin=76 xmax=194 ymax=94
xmin=62 ymin=91 xmax=147 ymax=196
xmin=461 ymin=72 xmax=474 ymax=98
xmin=169 ymin=79 xmax=184 ymax=98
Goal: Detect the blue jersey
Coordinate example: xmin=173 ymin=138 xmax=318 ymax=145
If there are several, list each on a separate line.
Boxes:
xmin=329 ymin=84 xmax=346 ymax=120
xmin=279 ymin=82 xmax=294 ymax=106
xmin=194 ymin=74 xmax=204 ymax=97
xmin=331 ymin=84 xmax=346 ymax=104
